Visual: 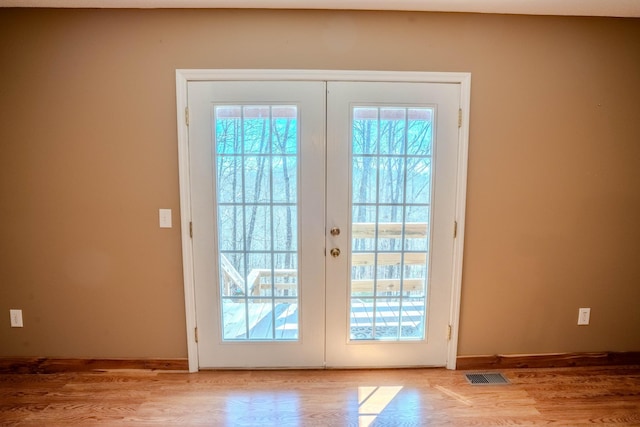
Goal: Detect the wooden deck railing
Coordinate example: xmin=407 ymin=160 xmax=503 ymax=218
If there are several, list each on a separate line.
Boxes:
xmin=220 ymin=222 xmax=428 ymax=297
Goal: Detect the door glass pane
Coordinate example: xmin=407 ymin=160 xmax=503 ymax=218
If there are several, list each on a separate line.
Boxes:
xmin=215 ymin=105 xmax=299 ymax=341
xmin=350 ymin=106 xmax=433 ymax=341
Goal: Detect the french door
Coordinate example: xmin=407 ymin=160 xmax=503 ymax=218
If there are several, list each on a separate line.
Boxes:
xmin=325 ymin=82 xmax=459 ymax=367
xmin=184 ymin=73 xmax=466 ymax=369
xmin=188 ymin=81 xmax=326 ymax=368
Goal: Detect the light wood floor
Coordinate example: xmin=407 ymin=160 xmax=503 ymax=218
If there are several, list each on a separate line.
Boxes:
xmin=1 ymin=365 xmax=639 ymax=426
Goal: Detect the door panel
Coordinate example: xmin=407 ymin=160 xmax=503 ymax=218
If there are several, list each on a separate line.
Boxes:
xmin=188 ymin=81 xmax=326 ymax=368
xmin=325 ymin=82 xmax=460 ymax=367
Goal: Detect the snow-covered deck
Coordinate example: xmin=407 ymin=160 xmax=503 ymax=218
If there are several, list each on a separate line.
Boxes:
xmin=221 ymin=300 xmax=425 ymax=340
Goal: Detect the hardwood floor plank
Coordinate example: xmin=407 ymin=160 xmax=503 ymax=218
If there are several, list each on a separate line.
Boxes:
xmin=1 ymin=366 xmax=639 ymax=426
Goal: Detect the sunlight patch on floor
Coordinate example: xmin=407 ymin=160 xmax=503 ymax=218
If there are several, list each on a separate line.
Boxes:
xmin=358 ymin=385 xmax=403 ymax=427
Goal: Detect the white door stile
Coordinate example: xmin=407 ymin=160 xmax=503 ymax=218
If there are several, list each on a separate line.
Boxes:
xmin=176 ymin=71 xmax=199 ymax=373
xmin=447 ymin=73 xmax=471 ymax=370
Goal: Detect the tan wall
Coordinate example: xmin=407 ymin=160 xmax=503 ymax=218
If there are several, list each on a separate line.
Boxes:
xmin=1 ymin=8 xmax=639 ymax=359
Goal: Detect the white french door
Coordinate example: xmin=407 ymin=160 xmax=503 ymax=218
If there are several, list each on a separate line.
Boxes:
xmin=188 ymin=81 xmax=326 ymax=368
xmin=325 ymin=82 xmax=459 ymax=367
xmin=182 ymin=72 xmax=467 ymax=370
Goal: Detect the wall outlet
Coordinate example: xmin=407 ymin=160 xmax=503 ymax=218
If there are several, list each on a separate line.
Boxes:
xmin=577 ymin=307 xmax=590 ymax=325
xmin=10 ymin=309 xmax=23 ymax=328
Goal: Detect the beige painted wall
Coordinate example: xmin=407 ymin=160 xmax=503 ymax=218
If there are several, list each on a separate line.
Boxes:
xmin=1 ymin=8 xmax=639 ymax=359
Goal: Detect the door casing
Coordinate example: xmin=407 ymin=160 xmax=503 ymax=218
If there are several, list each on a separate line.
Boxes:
xmin=175 ymin=69 xmax=471 ymax=372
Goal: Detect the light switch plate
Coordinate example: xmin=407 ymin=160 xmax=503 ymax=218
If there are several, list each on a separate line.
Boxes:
xmin=159 ymin=209 xmax=172 ymax=228
xmin=10 ymin=309 xmax=23 ymax=328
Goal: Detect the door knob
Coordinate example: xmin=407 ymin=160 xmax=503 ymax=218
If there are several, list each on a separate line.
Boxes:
xmin=330 ymin=227 xmax=341 ymax=236
xmin=330 ymin=248 xmax=341 ymax=258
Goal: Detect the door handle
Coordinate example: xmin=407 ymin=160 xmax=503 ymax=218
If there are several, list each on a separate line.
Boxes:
xmin=330 ymin=248 xmax=341 ymax=258
xmin=330 ymin=227 xmax=341 ymax=236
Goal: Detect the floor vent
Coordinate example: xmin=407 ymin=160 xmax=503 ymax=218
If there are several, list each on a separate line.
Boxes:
xmin=465 ymin=372 xmax=510 ymax=385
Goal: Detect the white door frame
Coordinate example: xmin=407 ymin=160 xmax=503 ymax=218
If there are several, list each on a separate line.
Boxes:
xmin=175 ymin=69 xmax=471 ymax=372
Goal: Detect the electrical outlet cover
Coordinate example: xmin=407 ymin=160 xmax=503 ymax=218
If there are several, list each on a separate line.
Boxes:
xmin=578 ymin=307 xmax=590 ymax=325
xmin=10 ymin=309 xmax=23 ymax=328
